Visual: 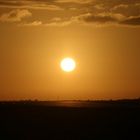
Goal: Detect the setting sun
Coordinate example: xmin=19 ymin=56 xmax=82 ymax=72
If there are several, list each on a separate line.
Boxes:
xmin=60 ymin=58 xmax=76 ymax=72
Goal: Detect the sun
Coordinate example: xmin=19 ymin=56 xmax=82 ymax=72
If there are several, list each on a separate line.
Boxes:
xmin=60 ymin=58 xmax=76 ymax=72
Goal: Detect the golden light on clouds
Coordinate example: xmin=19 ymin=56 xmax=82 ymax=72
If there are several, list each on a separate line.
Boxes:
xmin=60 ymin=58 xmax=76 ymax=72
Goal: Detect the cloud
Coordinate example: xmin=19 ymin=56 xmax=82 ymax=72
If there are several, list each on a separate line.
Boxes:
xmin=20 ymin=17 xmax=72 ymax=27
xmin=121 ymin=16 xmax=140 ymax=26
xmin=0 ymin=9 xmax=32 ymax=22
xmin=112 ymin=4 xmax=129 ymax=11
xmin=55 ymin=0 xmax=93 ymax=4
xmin=45 ymin=21 xmax=72 ymax=27
xmin=41 ymin=13 xmax=121 ymax=27
xmin=21 ymin=20 xmax=42 ymax=26
xmin=47 ymin=12 xmax=139 ymax=27
xmin=76 ymin=12 xmax=140 ymax=27
xmin=0 ymin=0 xmax=63 ymax=10
xmin=94 ymin=4 xmax=105 ymax=10
xmin=78 ymin=13 xmax=125 ymax=24
xmin=135 ymin=3 xmax=140 ymax=6
xmin=45 ymin=17 xmax=77 ymax=27
xmin=34 ymin=16 xmax=85 ymax=27
xmin=111 ymin=3 xmax=140 ymax=17
xmin=23 ymin=13 xmax=140 ymax=27
xmin=52 ymin=17 xmax=61 ymax=21
xmin=0 ymin=0 xmax=140 ymax=27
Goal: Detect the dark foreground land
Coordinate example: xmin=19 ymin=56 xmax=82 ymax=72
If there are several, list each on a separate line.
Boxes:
xmin=0 ymin=100 xmax=140 ymax=140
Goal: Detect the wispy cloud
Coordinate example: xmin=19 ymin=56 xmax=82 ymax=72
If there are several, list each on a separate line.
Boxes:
xmin=120 ymin=16 xmax=140 ymax=26
xmin=94 ymin=4 xmax=105 ymax=10
xmin=0 ymin=0 xmax=140 ymax=27
xmin=77 ymin=13 xmax=140 ymax=27
xmin=0 ymin=0 xmax=63 ymax=10
xmin=112 ymin=4 xmax=129 ymax=11
xmin=55 ymin=0 xmax=93 ymax=4
xmin=78 ymin=13 xmax=125 ymax=24
xmin=0 ymin=9 xmax=32 ymax=22
xmin=21 ymin=20 xmax=42 ymax=26
xmin=43 ymin=12 xmax=140 ymax=27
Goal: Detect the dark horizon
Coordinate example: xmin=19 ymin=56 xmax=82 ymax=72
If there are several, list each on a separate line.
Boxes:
xmin=0 ymin=96 xmax=140 ymax=139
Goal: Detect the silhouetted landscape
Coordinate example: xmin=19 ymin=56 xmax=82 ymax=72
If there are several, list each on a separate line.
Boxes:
xmin=0 ymin=99 xmax=140 ymax=140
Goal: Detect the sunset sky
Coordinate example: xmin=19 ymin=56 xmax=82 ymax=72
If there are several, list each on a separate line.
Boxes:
xmin=0 ymin=0 xmax=140 ymax=100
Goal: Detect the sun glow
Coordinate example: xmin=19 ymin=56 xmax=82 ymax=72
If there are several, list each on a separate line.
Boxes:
xmin=60 ymin=58 xmax=76 ymax=72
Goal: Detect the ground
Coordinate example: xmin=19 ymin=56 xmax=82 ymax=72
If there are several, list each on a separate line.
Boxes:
xmin=0 ymin=100 xmax=140 ymax=140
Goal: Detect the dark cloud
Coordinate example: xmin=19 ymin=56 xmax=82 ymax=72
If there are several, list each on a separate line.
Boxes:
xmin=78 ymin=12 xmax=140 ymax=27
xmin=80 ymin=13 xmax=117 ymax=23
xmin=55 ymin=0 xmax=93 ymax=4
xmin=77 ymin=12 xmax=126 ymax=24
xmin=121 ymin=16 xmax=140 ymax=25
xmin=0 ymin=0 xmax=62 ymax=10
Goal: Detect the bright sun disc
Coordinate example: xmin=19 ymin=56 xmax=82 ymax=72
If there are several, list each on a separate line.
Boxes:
xmin=60 ymin=58 xmax=76 ymax=72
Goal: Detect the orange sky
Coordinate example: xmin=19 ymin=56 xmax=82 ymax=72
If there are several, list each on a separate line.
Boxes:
xmin=0 ymin=0 xmax=140 ymax=100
